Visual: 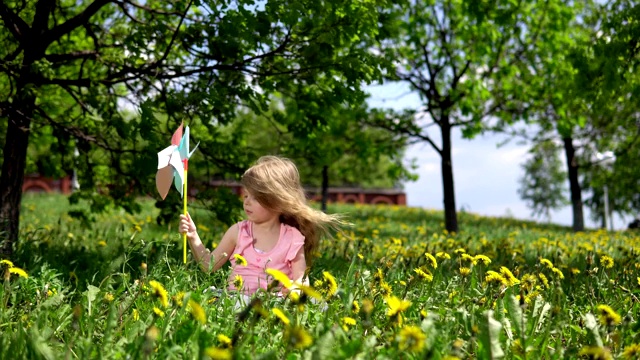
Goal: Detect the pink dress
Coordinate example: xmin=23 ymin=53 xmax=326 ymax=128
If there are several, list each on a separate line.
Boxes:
xmin=228 ymin=220 xmax=305 ymax=294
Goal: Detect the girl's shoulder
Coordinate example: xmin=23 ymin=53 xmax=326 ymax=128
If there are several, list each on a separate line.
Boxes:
xmin=281 ymin=223 xmax=305 ymax=242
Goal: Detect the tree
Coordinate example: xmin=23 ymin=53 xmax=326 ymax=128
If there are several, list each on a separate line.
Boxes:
xmin=0 ymin=0 xmax=390 ymax=257
xmin=369 ymin=0 xmax=575 ymax=232
xmin=517 ymin=140 xmax=568 ymax=222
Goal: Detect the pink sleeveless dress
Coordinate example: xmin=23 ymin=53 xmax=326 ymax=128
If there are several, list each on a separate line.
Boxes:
xmin=228 ymin=220 xmax=305 ymax=294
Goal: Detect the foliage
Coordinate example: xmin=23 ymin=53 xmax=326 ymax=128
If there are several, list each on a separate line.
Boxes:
xmin=518 ymin=140 xmax=569 ymax=222
xmin=3 ymin=193 xmax=640 ymax=359
xmin=0 ymin=0 xmax=395 ymax=252
xmin=368 ymin=0 xmax=578 ymax=232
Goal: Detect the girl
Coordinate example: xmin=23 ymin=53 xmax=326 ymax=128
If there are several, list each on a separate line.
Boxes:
xmin=179 ymin=155 xmax=342 ymax=295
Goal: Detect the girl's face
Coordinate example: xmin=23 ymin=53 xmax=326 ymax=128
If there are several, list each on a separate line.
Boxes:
xmin=243 ymin=190 xmax=278 ymax=223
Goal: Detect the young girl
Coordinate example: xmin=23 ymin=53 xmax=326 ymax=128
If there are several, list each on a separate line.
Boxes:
xmin=179 ymin=155 xmax=342 ymax=295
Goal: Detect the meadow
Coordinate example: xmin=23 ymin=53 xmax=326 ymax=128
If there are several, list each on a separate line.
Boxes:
xmin=1 ymin=193 xmax=639 ymax=359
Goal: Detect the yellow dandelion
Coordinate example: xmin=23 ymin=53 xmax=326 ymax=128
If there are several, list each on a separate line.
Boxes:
xmin=292 ymin=283 xmax=323 ymax=300
xmin=540 ymin=258 xmax=554 ymax=269
xmin=204 ymin=347 xmax=232 ymax=360
xmin=188 ymin=299 xmax=206 ymax=324
xmin=398 ymin=325 xmax=426 ymax=352
xmin=386 ymin=296 xmax=411 ymax=317
xmin=600 ymin=256 xmax=614 ymax=269
xmin=461 ymin=253 xmax=477 ymax=265
xmin=474 ymin=255 xmax=492 ymax=266
xmin=551 ymin=267 xmax=564 ymax=280
xmin=341 ymin=316 xmax=356 ymax=331
xmin=284 ymin=325 xmax=313 ymax=349
xmin=578 ymin=346 xmax=612 ymax=360
xmin=436 ymin=251 xmax=451 ymax=259
xmin=132 ymin=308 xmax=140 ymax=321
xmin=0 ymin=259 xmax=14 ymax=268
xmin=622 ymin=344 xmax=640 ymax=359
xmin=596 ymin=304 xmax=621 ymax=326
xmin=104 ymin=293 xmax=114 ymax=302
xmin=233 ymin=254 xmax=248 ymax=267
xmin=217 ymin=334 xmax=232 ymax=348
xmin=8 ymin=267 xmax=28 ymax=278
xmin=425 ymin=253 xmax=438 ymax=269
xmin=499 ymin=267 xmax=520 ymax=287
xmin=322 ymin=271 xmax=338 ymax=297
xmin=538 ymin=273 xmax=549 ymax=288
xmin=485 ymin=271 xmax=508 ymax=286
xmin=352 ymin=300 xmax=360 ymax=314
xmin=414 ymin=268 xmax=433 ymax=282
xmin=571 ymin=268 xmax=581 ymax=275
xmin=172 ymin=291 xmax=186 ymax=308
xmin=148 ymin=280 xmax=169 ymax=308
xmin=98 ymin=240 xmax=107 ymax=247
xmin=233 ymin=275 xmax=244 ymax=289
xmin=459 ymin=267 xmax=471 ymax=277
xmin=272 ymin=308 xmax=290 ymax=325
xmin=265 ymin=268 xmax=292 ymax=289
xmin=153 ymin=307 xmax=165 ymax=318
xmin=454 ymin=248 xmax=466 ymax=254
xmin=380 ymin=281 xmax=393 ymax=297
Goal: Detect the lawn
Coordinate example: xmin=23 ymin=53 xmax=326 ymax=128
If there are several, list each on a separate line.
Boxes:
xmin=1 ymin=193 xmax=639 ymax=359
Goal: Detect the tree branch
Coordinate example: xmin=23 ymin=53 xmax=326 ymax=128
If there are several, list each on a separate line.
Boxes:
xmin=0 ymin=2 xmax=30 ymax=41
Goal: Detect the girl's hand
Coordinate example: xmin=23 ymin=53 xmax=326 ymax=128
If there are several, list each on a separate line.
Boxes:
xmin=179 ymin=213 xmax=197 ymax=239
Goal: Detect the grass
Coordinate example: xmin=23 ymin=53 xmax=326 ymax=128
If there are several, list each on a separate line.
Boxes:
xmin=1 ymin=192 xmax=639 ymax=359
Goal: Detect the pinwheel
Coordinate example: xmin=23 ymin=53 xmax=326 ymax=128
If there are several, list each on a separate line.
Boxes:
xmin=156 ymin=123 xmax=198 ymax=263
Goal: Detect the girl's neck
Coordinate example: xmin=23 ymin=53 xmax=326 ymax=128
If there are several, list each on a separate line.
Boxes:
xmin=251 ymin=216 xmax=281 ymax=232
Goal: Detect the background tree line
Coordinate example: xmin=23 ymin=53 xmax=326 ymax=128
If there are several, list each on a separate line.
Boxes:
xmin=1 ymin=0 xmax=638 ymax=258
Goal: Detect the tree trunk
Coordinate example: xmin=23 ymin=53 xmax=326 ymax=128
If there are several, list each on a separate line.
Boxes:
xmin=441 ymin=117 xmax=458 ymax=233
xmin=0 ymin=100 xmax=33 ymax=258
xmin=563 ymin=137 xmax=584 ymax=231
xmin=321 ymin=165 xmax=329 ymax=213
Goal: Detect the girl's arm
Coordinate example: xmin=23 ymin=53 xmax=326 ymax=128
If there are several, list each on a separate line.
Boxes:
xmin=290 ymin=249 xmax=309 ymax=286
xmin=180 ymin=213 xmax=238 ymax=273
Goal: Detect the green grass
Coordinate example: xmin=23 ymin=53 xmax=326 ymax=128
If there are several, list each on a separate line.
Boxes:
xmin=2 ymin=193 xmax=640 ymax=359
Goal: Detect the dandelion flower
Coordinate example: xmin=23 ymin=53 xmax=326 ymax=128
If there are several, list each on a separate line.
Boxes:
xmin=596 ymin=304 xmax=621 ymax=326
xmin=188 ymin=299 xmax=207 ymax=324
xmin=205 ymin=347 xmax=232 ymax=360
xmin=148 ymin=280 xmax=169 ymax=308
xmin=104 ymin=293 xmax=114 ymax=302
xmin=398 ymin=325 xmax=426 ymax=352
xmin=600 ymin=256 xmax=614 ymax=269
xmin=459 ymin=267 xmax=471 ymax=277
xmin=540 ymin=258 xmax=554 ymax=269
xmin=386 ymin=296 xmax=411 ymax=317
xmin=233 ymin=275 xmax=244 ymax=290
xmin=461 ymin=253 xmax=477 ymax=265
xmin=8 ymin=267 xmax=28 ymax=278
xmin=132 ymin=309 xmax=140 ymax=321
xmin=0 ymin=259 xmax=14 ymax=268
xmin=217 ymin=334 xmax=232 ymax=348
xmin=341 ymin=316 xmax=356 ymax=331
xmin=380 ymin=281 xmax=393 ymax=297
xmin=578 ymin=346 xmax=612 ymax=360
xmin=436 ymin=251 xmax=451 ymax=259
xmin=425 ymin=253 xmax=438 ymax=269
xmin=272 ymin=307 xmax=290 ymax=325
xmin=485 ymin=271 xmax=508 ymax=287
xmin=551 ymin=267 xmax=564 ymax=280
xmin=321 ymin=271 xmax=338 ymax=297
xmin=284 ymin=325 xmax=313 ymax=349
xmin=172 ymin=291 xmax=186 ymax=308
xmin=454 ymin=248 xmax=466 ymax=254
xmin=622 ymin=344 xmax=640 ymax=359
xmin=538 ymin=273 xmax=549 ymax=288
xmin=233 ymin=254 xmax=248 ymax=267
xmin=265 ymin=268 xmax=292 ymax=289
xmin=352 ymin=301 xmax=360 ymax=314
xmin=474 ymin=255 xmax=492 ymax=266
xmin=153 ymin=307 xmax=165 ymax=318
xmin=571 ymin=268 xmax=581 ymax=275
xmin=414 ymin=268 xmax=433 ymax=282
xmin=499 ymin=267 xmax=520 ymax=287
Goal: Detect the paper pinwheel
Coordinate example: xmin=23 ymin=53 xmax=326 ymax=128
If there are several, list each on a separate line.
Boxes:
xmin=156 ymin=123 xmax=198 ymax=263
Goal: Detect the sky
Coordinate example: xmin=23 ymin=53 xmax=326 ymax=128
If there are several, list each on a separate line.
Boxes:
xmin=365 ymin=82 xmax=634 ymax=231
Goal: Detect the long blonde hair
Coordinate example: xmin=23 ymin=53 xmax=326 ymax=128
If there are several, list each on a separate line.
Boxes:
xmin=241 ymin=155 xmax=342 ymax=266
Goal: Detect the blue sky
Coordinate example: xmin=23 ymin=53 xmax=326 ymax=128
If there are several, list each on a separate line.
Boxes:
xmin=365 ymin=82 xmax=633 ymax=230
